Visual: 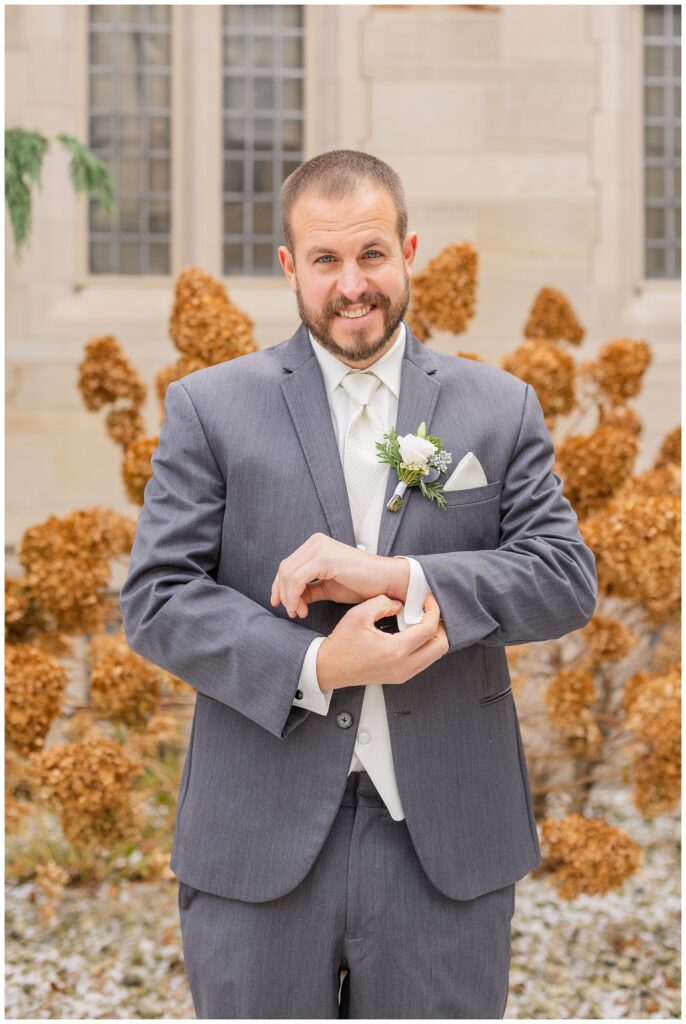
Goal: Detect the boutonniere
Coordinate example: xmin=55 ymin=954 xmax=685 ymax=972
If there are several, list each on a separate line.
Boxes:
xmin=376 ymin=422 xmax=453 ymax=512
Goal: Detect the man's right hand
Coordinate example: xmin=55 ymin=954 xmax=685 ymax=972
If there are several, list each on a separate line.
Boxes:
xmin=316 ymin=592 xmax=449 ymax=692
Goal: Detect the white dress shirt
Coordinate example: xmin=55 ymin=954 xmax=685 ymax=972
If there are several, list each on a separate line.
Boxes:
xmin=291 ymin=321 xmax=432 ymax=821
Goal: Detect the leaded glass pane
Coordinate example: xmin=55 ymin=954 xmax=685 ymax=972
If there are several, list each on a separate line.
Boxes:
xmin=643 ymin=5 xmax=681 ymax=278
xmin=221 ymin=4 xmax=305 ymax=275
xmin=87 ymin=4 xmax=172 ymax=274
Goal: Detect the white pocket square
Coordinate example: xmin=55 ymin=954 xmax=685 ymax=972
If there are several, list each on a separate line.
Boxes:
xmin=442 ymin=452 xmax=488 ymax=492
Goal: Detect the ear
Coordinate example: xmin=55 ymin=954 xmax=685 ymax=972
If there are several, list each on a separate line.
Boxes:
xmin=402 ymin=232 xmax=418 ymax=273
xmin=278 ymin=245 xmax=297 ymax=292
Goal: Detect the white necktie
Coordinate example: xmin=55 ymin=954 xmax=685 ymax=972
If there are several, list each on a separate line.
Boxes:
xmin=339 ymin=371 xmax=388 ymax=535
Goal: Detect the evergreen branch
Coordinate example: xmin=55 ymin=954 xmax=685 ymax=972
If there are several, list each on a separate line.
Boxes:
xmin=4 ymin=128 xmax=49 ymax=260
xmin=418 ymin=478 xmax=448 ymax=511
xmin=56 ymin=133 xmax=116 ymax=214
xmin=375 ymin=426 xmax=401 ymax=468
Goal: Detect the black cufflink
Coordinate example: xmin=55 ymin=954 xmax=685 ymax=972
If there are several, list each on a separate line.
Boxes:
xmin=295 ymin=690 xmax=303 ymax=700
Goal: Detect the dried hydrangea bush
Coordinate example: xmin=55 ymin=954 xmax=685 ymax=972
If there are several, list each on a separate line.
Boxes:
xmin=6 ymin=504 xmax=186 ymax=912
xmin=77 ymin=267 xmax=258 ymax=507
xmin=492 ymin=288 xmax=679 ymax=899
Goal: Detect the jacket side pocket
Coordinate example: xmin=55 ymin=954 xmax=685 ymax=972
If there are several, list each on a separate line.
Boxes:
xmin=176 ymin=707 xmax=197 ymax=817
xmin=479 ymin=684 xmax=513 ymax=706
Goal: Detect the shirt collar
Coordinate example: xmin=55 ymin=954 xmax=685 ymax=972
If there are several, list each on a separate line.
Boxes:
xmin=308 ymin=320 xmax=406 ymax=399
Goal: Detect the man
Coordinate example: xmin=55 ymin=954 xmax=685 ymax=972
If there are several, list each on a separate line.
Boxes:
xmin=120 ymin=149 xmax=597 ymax=1019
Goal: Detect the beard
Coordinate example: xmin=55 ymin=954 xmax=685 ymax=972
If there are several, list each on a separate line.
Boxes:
xmin=295 ymin=274 xmax=411 ymax=364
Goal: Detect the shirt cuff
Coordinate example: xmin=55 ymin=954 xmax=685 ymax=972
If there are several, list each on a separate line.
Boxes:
xmin=393 ymin=556 xmax=431 ymax=628
xmin=292 ymin=636 xmax=334 ymax=714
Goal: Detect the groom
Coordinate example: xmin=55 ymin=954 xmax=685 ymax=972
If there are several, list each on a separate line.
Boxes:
xmin=120 ymin=149 xmax=597 ymax=1018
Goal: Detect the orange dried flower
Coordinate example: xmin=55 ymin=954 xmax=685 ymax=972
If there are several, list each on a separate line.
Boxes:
xmin=540 ymin=813 xmax=643 ymax=899
xmin=542 ymin=666 xmax=600 ymax=754
xmin=4 ymin=575 xmax=70 ymax=653
xmin=169 ymin=267 xmax=257 ymax=364
xmin=598 ymin=403 xmax=643 ymax=436
xmin=581 ymin=493 xmax=680 ymax=623
xmin=523 ymin=287 xmax=585 ymax=345
xmin=544 ymin=666 xmax=596 ymax=727
xmin=87 ymin=632 xmax=161 ymax=729
xmin=624 ymin=665 xmax=681 ymax=816
xmin=78 ymin=335 xmax=146 ymax=411
xmin=105 ymin=406 xmax=145 ymax=448
xmin=617 ymin=464 xmax=681 ymax=500
xmin=578 ymin=614 xmax=638 ymax=665
xmin=5 ymin=644 xmax=68 ymax=755
xmin=30 ymin=735 xmax=144 ymax=847
xmin=502 ymin=339 xmax=576 ymax=419
xmin=655 ymin=426 xmax=680 ymax=468
xmin=408 ymin=243 xmax=477 ymax=338
xmin=586 ymin=338 xmax=652 ymax=406
xmin=555 ymin=426 xmax=639 ymax=519
xmin=17 ymin=508 xmax=132 ymax=633
xmin=122 ymin=435 xmax=158 ymax=506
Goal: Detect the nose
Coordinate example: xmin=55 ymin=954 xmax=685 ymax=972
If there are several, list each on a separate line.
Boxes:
xmin=335 ymin=259 xmax=369 ymax=303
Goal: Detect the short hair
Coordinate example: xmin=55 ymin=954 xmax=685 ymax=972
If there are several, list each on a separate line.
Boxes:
xmin=279 ymin=149 xmax=408 ymax=258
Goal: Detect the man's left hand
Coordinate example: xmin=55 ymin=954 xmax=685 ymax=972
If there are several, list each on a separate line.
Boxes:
xmin=269 ymin=533 xmax=407 ymax=619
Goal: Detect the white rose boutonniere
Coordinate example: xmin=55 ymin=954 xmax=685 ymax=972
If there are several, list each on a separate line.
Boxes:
xmin=376 ymin=421 xmax=453 ymax=512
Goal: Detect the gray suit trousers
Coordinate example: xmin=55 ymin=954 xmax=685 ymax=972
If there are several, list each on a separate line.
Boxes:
xmin=178 ymin=771 xmax=515 ymax=1019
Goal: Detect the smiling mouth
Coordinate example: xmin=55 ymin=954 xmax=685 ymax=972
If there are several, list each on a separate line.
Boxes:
xmin=336 ymin=304 xmax=378 ymax=322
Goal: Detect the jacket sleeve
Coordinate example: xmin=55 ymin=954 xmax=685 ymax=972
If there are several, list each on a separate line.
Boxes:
xmin=119 ymin=379 xmax=326 ymax=739
xmin=412 ymin=383 xmax=598 ymax=652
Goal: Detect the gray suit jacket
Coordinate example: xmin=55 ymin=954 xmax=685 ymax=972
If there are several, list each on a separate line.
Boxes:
xmin=119 ymin=321 xmax=597 ymax=903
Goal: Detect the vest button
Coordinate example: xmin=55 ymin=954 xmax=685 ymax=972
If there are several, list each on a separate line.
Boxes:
xmin=336 ymin=711 xmax=353 ymax=729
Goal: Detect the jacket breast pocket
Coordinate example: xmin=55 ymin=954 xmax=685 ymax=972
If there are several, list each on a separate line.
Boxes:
xmin=442 ymin=479 xmax=502 ymax=507
xmin=438 ymin=480 xmax=502 ymax=549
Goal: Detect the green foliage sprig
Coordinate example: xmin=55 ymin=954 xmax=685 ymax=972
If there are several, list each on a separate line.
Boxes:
xmin=5 ymin=128 xmax=116 ymax=261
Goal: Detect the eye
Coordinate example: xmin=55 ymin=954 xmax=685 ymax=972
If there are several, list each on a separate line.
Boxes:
xmin=364 ymin=251 xmax=382 ymax=259
xmin=315 ymin=255 xmax=334 ymax=264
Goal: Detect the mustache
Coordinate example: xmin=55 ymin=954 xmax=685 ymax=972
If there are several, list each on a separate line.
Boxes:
xmin=328 ymin=297 xmax=389 ymax=315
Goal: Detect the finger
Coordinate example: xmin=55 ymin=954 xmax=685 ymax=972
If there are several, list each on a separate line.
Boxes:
xmin=270 ymin=536 xmax=317 ymax=611
xmin=416 ymin=593 xmax=440 ymax=634
xmin=281 ymin=554 xmax=327 ymax=618
xmin=405 ymin=628 xmax=449 ymax=676
xmin=283 ymin=540 xmax=345 ymax=616
xmin=401 ymin=616 xmax=448 ymax=670
xmin=392 ymin=600 xmax=441 ymax=654
xmin=360 ymin=594 xmax=404 ymax=625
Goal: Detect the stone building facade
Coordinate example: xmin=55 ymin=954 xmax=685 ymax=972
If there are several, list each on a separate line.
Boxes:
xmin=6 ymin=4 xmax=680 ymax=544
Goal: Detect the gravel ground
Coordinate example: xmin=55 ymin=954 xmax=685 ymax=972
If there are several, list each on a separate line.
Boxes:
xmin=5 ymin=787 xmax=680 ymax=1020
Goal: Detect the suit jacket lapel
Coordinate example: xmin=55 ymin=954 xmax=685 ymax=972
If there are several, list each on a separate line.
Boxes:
xmin=280 ymin=320 xmax=441 ymax=556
